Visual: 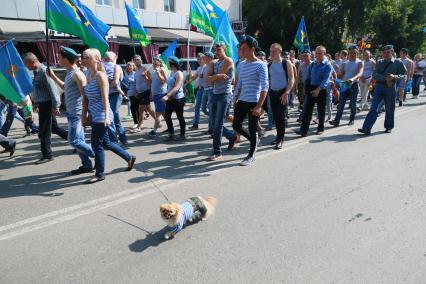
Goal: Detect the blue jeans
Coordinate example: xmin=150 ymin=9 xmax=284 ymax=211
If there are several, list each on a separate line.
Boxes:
xmin=192 ymin=87 xmax=204 ymax=127
xmin=67 ymin=115 xmax=94 ymax=169
xmin=109 ymin=93 xmax=127 ymax=144
xmin=362 ymin=83 xmax=396 ymax=131
xmin=204 ymin=88 xmax=213 ymax=131
xmin=201 ymin=88 xmax=210 ymax=116
xmin=210 ymin=93 xmax=235 ymax=156
xmin=334 ymin=82 xmax=359 ymax=124
xmin=91 ymin=122 xmax=132 ymax=178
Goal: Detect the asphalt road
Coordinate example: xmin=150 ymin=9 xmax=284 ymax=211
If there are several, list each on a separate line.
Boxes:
xmin=1 ymin=94 xmax=426 ymax=283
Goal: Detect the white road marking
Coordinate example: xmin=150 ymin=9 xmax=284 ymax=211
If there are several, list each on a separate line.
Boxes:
xmin=0 ymin=104 xmax=424 ymax=241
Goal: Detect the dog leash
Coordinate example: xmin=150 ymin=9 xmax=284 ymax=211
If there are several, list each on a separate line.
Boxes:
xmin=142 ymin=170 xmax=171 ymax=204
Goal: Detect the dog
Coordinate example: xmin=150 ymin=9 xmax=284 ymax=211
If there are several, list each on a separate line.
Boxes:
xmin=160 ymin=196 xmax=216 ymax=240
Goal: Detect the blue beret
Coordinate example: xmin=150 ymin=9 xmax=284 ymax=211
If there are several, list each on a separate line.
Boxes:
xmin=168 ymin=56 xmax=180 ymax=65
xmin=60 ymin=46 xmax=79 ymax=59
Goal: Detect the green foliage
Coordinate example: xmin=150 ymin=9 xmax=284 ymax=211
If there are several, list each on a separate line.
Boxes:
xmin=243 ymin=0 xmax=426 ymax=55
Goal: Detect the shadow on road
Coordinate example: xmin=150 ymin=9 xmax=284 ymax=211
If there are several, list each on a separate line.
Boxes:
xmin=128 ymin=226 xmax=170 ymax=253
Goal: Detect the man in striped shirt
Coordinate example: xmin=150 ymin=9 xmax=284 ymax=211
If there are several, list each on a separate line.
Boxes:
xmin=233 ymin=35 xmax=269 ymax=166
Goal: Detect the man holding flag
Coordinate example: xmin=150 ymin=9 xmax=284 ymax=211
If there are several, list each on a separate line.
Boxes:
xmin=23 ymin=53 xmax=68 ymax=164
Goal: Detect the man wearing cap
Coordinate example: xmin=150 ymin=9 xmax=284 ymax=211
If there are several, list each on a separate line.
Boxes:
xmin=330 ymin=45 xmax=364 ymax=127
xmin=268 ymin=43 xmax=295 ymax=150
xmin=233 ymin=35 xmax=269 ymax=166
xmin=48 ymin=46 xmax=95 ymax=174
xmin=398 ymin=48 xmax=413 ymax=106
xmin=358 ymin=45 xmax=407 ymax=135
xmin=299 ymin=45 xmax=333 ymax=137
xmin=23 ymin=52 xmax=68 ymax=164
xmin=189 ymin=53 xmax=207 ymax=130
xmin=256 ymin=51 xmax=267 ymax=62
xmin=206 ymin=41 xmax=237 ymax=161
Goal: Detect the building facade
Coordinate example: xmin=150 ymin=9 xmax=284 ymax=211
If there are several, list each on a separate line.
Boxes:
xmin=0 ymin=0 xmax=242 ymax=63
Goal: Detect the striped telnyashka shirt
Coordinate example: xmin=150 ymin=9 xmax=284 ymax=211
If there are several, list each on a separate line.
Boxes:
xmin=85 ymin=73 xmax=113 ymax=123
xmin=171 ymin=202 xmax=194 ymax=234
xmin=235 ymin=60 xmax=269 ymax=103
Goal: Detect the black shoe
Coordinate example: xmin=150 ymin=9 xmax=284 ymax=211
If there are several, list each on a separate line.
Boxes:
xmin=316 ymin=130 xmax=324 ymax=135
xmin=126 ymin=156 xmax=136 ymax=171
xmin=9 ymin=142 xmax=16 ymax=157
xmin=189 ymin=125 xmax=199 ymax=130
xmin=34 ymin=157 xmax=54 ymax=165
xmin=273 ymin=141 xmax=283 ymax=150
xmin=385 ymin=129 xmax=392 ymax=133
xmin=399 ymin=101 xmax=403 ymax=107
xmin=329 ymin=120 xmax=339 ymax=127
xmin=294 ymin=130 xmax=307 ymax=137
xmin=71 ymin=166 xmax=94 ymax=175
xmin=174 ymin=135 xmax=187 ymax=141
xmin=228 ymin=135 xmax=237 ymax=150
xmin=72 ymin=149 xmax=77 ymax=154
xmin=270 ymin=140 xmax=278 ymax=146
xmin=348 ymin=120 xmax=354 ymax=126
xmin=164 ymin=135 xmax=175 ymax=142
xmin=358 ymin=128 xmax=371 ymax=135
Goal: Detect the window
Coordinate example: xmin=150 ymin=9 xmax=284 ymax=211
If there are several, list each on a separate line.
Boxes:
xmin=96 ymin=0 xmax=112 ymax=6
xmin=133 ymin=0 xmax=145 ymax=9
xmin=164 ymin=0 xmax=175 ymax=12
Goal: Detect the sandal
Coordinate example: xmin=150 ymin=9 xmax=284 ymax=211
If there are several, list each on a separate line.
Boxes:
xmin=129 ymin=128 xmax=141 ymax=133
xmin=84 ymin=176 xmax=105 ymax=184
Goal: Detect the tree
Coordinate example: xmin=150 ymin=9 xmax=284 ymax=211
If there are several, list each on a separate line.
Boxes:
xmin=242 ymin=0 xmax=426 ymax=55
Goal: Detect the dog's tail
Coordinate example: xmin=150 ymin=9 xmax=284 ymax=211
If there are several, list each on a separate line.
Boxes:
xmin=204 ymin=196 xmax=217 ymax=207
xmin=202 ymin=196 xmax=216 ymax=219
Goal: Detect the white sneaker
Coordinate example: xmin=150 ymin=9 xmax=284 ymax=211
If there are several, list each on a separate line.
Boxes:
xmin=239 ymin=156 xmax=255 ymax=166
xmin=131 ymin=124 xmax=139 ymax=129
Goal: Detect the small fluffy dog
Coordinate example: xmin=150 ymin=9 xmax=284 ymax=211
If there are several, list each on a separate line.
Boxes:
xmin=160 ymin=196 xmax=216 ymax=240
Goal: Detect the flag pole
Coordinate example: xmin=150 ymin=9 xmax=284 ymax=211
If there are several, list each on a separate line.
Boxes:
xmin=45 ymin=0 xmax=50 ymax=67
xmin=132 ymin=43 xmax=137 ymax=57
xmin=187 ymin=16 xmax=191 ymax=69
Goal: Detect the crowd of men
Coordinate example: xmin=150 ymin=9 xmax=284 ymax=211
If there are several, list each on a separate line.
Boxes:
xmin=1 ymin=36 xmax=425 ymax=183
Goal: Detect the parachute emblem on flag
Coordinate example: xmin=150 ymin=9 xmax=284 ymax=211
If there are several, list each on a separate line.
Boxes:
xmin=6 ymin=65 xmax=18 ymax=78
xmin=206 ymin=4 xmax=218 ymax=19
xmin=63 ymin=0 xmax=91 ymax=27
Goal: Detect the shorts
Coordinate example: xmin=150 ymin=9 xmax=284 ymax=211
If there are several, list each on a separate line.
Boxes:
xmin=397 ymin=79 xmax=405 ymax=91
xmin=137 ymin=90 xmax=151 ymax=105
xmin=153 ymin=93 xmax=167 ymax=113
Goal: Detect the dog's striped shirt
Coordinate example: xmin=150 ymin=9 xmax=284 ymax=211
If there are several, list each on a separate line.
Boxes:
xmin=172 ymin=202 xmax=194 ymax=234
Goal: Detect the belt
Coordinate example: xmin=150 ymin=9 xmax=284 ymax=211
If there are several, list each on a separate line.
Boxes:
xmin=188 ymin=197 xmax=207 ymax=216
xmin=270 ymin=88 xmax=286 ymax=94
